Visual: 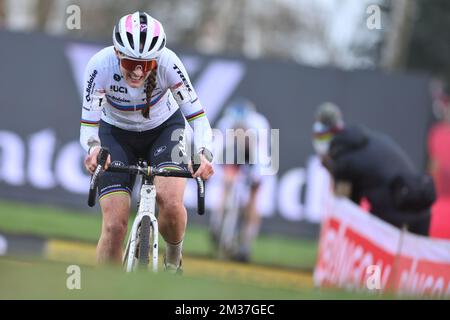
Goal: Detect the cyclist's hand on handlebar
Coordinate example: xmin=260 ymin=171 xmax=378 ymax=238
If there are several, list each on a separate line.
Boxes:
xmin=84 ymin=146 xmax=111 ymax=175
xmin=190 ymin=153 xmax=214 ymax=180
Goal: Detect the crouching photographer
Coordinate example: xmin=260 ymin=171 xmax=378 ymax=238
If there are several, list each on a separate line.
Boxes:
xmin=312 ymin=102 xmax=435 ymax=236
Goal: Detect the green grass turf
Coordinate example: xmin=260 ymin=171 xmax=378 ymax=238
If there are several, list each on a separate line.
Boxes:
xmin=0 ymin=257 xmax=380 ymax=300
xmin=0 ymin=200 xmax=317 ymax=270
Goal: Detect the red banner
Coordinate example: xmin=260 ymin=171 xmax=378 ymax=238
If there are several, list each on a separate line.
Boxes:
xmin=314 ymin=198 xmax=450 ymax=298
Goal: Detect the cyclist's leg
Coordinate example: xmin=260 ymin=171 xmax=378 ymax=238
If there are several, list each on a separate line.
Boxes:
xmin=212 ymin=164 xmax=239 ymax=244
xmin=148 ymin=109 xmax=189 ymax=269
xmin=98 ymin=194 xmax=131 ymax=264
xmin=236 ymin=166 xmax=262 ymax=262
xmin=97 ymin=121 xmax=136 ymax=264
xmin=155 ymin=176 xmax=187 ymax=269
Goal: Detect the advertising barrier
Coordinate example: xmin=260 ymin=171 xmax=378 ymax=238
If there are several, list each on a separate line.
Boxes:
xmin=314 ymin=197 xmax=450 ymax=297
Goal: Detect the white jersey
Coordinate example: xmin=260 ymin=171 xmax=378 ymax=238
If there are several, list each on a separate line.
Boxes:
xmin=216 ymin=110 xmax=271 ymax=181
xmin=80 ymin=46 xmax=212 ymax=154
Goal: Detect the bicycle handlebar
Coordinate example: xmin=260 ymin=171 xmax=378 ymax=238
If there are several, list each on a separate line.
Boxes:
xmin=87 ymin=147 xmax=109 ymax=207
xmin=87 ymin=148 xmax=206 ymax=215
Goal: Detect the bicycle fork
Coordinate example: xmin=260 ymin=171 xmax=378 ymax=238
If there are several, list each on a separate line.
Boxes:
xmin=123 ymin=184 xmax=159 ymax=272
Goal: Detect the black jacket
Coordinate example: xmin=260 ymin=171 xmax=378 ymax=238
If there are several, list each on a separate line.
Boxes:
xmin=327 ymin=125 xmax=430 ymax=235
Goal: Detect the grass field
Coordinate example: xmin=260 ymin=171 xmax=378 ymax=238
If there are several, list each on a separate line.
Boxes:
xmin=0 ymin=257 xmax=382 ymax=299
xmin=0 ymin=200 xmax=380 ymax=300
xmin=0 ymin=200 xmax=317 ymax=270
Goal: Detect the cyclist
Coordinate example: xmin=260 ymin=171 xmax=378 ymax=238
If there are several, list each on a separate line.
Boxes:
xmin=211 ymin=98 xmax=270 ymax=262
xmin=80 ymin=11 xmax=214 ymax=272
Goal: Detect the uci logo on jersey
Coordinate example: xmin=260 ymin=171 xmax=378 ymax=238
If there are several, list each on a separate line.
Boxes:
xmin=110 ymin=85 xmax=128 ymax=94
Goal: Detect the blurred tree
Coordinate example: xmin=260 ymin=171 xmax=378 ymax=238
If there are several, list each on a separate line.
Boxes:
xmin=348 ymin=0 xmax=390 ymax=69
xmin=407 ymin=0 xmax=450 ymax=85
xmin=36 ymin=0 xmax=54 ymax=31
xmin=380 ymin=0 xmax=417 ymax=70
xmin=3 ymin=0 xmax=38 ymax=30
xmin=7 ymin=0 xmax=446 ymax=76
xmin=0 ymin=1 xmax=5 ymax=27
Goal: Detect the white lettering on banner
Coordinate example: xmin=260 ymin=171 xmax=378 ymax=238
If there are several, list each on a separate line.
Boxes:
xmin=65 ymin=43 xmax=102 ymax=97
xmin=55 ymin=141 xmax=90 ymax=194
xmin=304 ymin=156 xmax=332 ymax=223
xmin=0 ymin=129 xmax=91 ymax=194
xmin=0 ymin=131 xmax=25 ymax=186
xmin=315 ymin=198 xmax=450 ymax=298
xmin=192 ymin=60 xmax=246 ymax=123
xmin=28 ymin=129 xmax=57 ymax=189
xmin=398 ymin=259 xmax=450 ymax=298
xmin=315 ymin=219 xmax=392 ymax=292
xmin=255 ymin=174 xmax=276 ymax=218
xmin=278 ymin=168 xmax=305 ymax=221
xmin=0 ymin=126 xmax=328 ymax=222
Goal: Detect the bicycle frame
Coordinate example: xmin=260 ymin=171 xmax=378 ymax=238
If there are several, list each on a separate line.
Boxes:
xmin=123 ymin=180 xmax=158 ymax=272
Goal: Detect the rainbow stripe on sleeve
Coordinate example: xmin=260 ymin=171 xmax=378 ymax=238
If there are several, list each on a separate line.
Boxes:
xmin=185 ymin=110 xmax=205 ymax=122
xmin=80 ymin=119 xmax=99 ymax=127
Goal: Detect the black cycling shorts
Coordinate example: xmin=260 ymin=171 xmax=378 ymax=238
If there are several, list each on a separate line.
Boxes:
xmin=97 ymin=109 xmax=189 ymax=200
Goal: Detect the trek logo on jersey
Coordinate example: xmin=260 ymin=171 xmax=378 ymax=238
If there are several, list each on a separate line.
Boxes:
xmin=85 ymin=70 xmax=98 ymax=102
xmin=173 ymin=64 xmax=192 ymax=92
xmin=110 ymin=85 xmax=128 ymax=94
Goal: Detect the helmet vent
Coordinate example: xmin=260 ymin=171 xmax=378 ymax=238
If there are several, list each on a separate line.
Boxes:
xmin=115 ymin=32 xmax=124 ymax=47
xmin=139 ymin=12 xmax=147 ymax=54
xmin=158 ymin=38 xmax=166 ymax=51
xmin=149 ymin=36 xmax=159 ymax=51
xmin=126 ymin=32 xmax=134 ymax=50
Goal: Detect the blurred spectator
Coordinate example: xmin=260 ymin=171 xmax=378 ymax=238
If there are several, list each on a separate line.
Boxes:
xmin=427 ymin=84 xmax=450 ymax=239
xmin=312 ymin=102 xmax=435 ymax=236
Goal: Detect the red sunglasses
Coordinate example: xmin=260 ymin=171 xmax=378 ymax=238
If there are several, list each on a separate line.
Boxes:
xmin=120 ymin=57 xmax=157 ymax=73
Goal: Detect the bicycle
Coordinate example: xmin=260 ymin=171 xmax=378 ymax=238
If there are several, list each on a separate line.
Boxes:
xmin=213 ymin=165 xmax=250 ymax=260
xmin=87 ymin=147 xmax=205 ymax=272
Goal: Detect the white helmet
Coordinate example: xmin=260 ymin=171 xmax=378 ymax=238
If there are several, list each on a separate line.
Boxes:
xmin=113 ymin=11 xmax=166 ymax=60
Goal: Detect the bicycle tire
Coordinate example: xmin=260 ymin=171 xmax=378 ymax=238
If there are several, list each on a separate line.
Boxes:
xmin=137 ymin=215 xmax=151 ymax=268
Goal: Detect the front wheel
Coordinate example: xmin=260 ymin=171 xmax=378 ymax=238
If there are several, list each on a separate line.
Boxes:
xmin=137 ymin=215 xmax=151 ymax=268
